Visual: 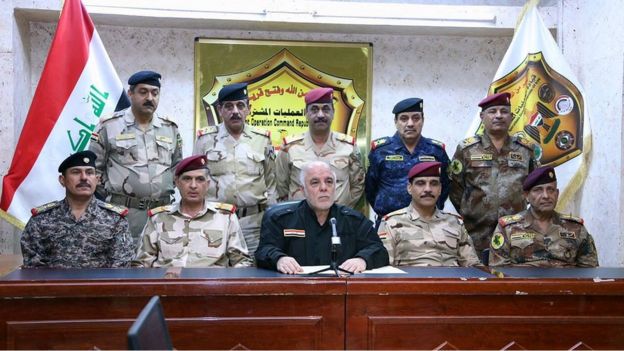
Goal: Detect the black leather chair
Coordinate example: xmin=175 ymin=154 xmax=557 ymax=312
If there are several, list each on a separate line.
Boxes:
xmin=127 ymin=296 xmax=173 ymax=350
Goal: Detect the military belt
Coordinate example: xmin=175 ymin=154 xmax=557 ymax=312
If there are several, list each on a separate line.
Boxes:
xmin=236 ymin=203 xmax=267 ymax=218
xmin=109 ymin=194 xmax=171 ymax=210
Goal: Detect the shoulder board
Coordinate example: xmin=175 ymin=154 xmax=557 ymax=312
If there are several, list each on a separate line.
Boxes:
xmin=196 ymin=126 xmax=218 ymax=137
xmin=370 ymin=137 xmax=390 ymax=151
xmin=335 ymin=132 xmax=355 ymax=145
xmin=442 ymin=211 xmax=463 ymax=223
xmin=31 ymin=201 xmax=61 ymax=216
xmin=459 ymin=136 xmax=481 ymax=149
xmin=498 ymin=214 xmax=523 ymax=227
xmin=283 ymin=133 xmax=305 ymax=146
xmin=157 ymin=114 xmax=178 ymax=126
xmin=250 ymin=126 xmax=271 ymax=139
xmin=513 ymin=135 xmax=537 ymax=150
xmin=98 ymin=202 xmax=129 ymax=217
xmin=383 ymin=208 xmax=407 ymax=221
xmin=560 ymin=213 xmax=584 ymax=224
xmin=148 ymin=205 xmax=173 ymax=217
xmin=429 ymin=138 xmax=446 ymax=150
xmin=339 ymin=205 xmax=364 ymax=218
xmin=212 ymin=202 xmax=237 ymax=214
xmin=99 ymin=110 xmax=125 ymax=123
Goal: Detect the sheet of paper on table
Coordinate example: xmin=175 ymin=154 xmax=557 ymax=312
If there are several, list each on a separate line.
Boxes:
xmin=297 ymin=265 xmax=406 ymax=275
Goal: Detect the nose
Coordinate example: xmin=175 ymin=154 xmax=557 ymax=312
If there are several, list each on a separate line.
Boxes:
xmin=189 ymin=179 xmax=198 ymax=188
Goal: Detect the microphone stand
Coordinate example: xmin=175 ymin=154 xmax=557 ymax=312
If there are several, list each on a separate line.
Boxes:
xmin=310 ymin=217 xmax=353 ymax=277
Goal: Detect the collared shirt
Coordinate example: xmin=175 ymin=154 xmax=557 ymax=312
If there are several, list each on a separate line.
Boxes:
xmin=89 ymin=107 xmax=182 ymax=199
xmin=193 ymin=124 xmax=276 ymax=207
xmin=379 ymin=206 xmax=480 ymax=267
xmin=276 ymin=131 xmax=365 ymax=208
xmin=489 ymin=209 xmax=599 ymax=267
xmin=21 ymin=198 xmax=134 ymax=268
xmin=134 ymin=200 xmax=252 ymax=267
xmin=255 ymin=201 xmax=389 ymax=270
xmin=449 ymin=133 xmax=539 ymax=254
xmin=366 ymin=132 xmax=450 ymax=217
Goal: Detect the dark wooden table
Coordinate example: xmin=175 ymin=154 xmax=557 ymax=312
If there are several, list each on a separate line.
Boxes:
xmin=1 ymin=266 xmax=624 ymax=350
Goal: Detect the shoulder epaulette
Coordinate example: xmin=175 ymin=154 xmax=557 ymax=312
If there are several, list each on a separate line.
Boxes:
xmin=212 ymin=202 xmax=237 ymax=214
xmin=442 ymin=211 xmax=463 ymax=223
xmin=429 ymin=138 xmax=446 ymax=150
xmin=250 ymin=126 xmax=271 ymax=139
xmin=283 ymin=133 xmax=305 ymax=146
xmin=148 ymin=205 xmax=172 ymax=217
xmin=370 ymin=137 xmax=390 ymax=151
xmin=335 ymin=132 xmax=355 ymax=145
xmin=513 ymin=134 xmax=537 ymax=150
xmin=157 ymin=114 xmax=178 ymax=126
xmin=31 ymin=201 xmax=61 ymax=216
xmin=196 ymin=126 xmax=218 ymax=137
xmin=383 ymin=208 xmax=407 ymax=221
xmin=560 ymin=213 xmax=584 ymax=224
xmin=98 ymin=202 xmax=129 ymax=217
xmin=498 ymin=214 xmax=523 ymax=227
xmin=459 ymin=136 xmax=481 ymax=149
xmin=99 ymin=110 xmax=125 ymax=123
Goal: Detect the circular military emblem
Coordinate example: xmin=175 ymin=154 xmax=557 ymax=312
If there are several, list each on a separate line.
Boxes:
xmin=555 ymin=95 xmax=574 ymax=115
xmin=538 ymin=83 xmax=555 ymax=103
xmin=83 ymin=157 xmax=90 ymax=164
xmin=491 ymin=232 xmax=505 ymax=250
xmin=450 ymin=159 xmax=463 ymax=175
xmin=555 ymin=131 xmax=575 ymax=150
xmin=533 ymin=144 xmax=543 ymax=161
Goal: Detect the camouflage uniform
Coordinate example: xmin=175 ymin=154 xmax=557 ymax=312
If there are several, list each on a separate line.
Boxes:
xmin=449 ymin=133 xmax=539 ymax=256
xmin=379 ymin=205 xmax=480 ymax=267
xmin=134 ymin=200 xmax=252 ymax=267
xmin=193 ymin=124 xmax=276 ymax=255
xmin=276 ymin=131 xmax=365 ymax=208
xmin=489 ymin=210 xmax=599 ymax=267
xmin=20 ymin=198 xmax=134 ymax=268
xmin=89 ymin=107 xmax=182 ymax=241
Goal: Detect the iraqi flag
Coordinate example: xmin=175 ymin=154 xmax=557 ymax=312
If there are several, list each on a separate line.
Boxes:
xmin=468 ymin=0 xmax=592 ymax=211
xmin=0 ymin=0 xmax=129 ymax=228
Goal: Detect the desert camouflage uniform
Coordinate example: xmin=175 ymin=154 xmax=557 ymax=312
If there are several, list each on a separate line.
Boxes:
xmin=449 ymin=133 xmax=539 ymax=256
xmin=379 ymin=205 xmax=480 ymax=267
xmin=20 ymin=198 xmax=134 ymax=268
xmin=489 ymin=210 xmax=599 ymax=267
xmin=193 ymin=124 xmax=276 ymax=254
xmin=276 ymin=131 xmax=365 ymax=208
xmin=134 ymin=200 xmax=252 ymax=267
xmin=89 ymin=108 xmax=182 ymax=242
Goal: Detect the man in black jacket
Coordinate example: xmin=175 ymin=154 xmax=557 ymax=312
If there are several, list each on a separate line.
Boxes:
xmin=255 ymin=161 xmax=388 ymax=274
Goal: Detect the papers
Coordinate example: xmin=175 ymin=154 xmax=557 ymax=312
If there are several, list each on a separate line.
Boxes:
xmin=297 ymin=265 xmax=406 ymax=275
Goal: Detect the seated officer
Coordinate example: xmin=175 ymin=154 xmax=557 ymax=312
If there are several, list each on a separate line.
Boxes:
xmin=21 ymin=151 xmax=134 ymax=268
xmin=489 ymin=166 xmax=598 ymax=267
xmin=134 ymin=155 xmax=252 ymax=267
xmin=255 ymin=161 xmax=388 ymax=274
xmin=379 ymin=162 xmax=480 ymax=267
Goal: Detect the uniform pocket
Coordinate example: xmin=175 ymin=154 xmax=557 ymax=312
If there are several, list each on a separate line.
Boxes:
xmin=246 ymin=151 xmax=265 ymax=175
xmin=206 ymin=151 xmax=227 ymax=176
xmin=114 ymin=138 xmax=138 ymax=165
xmin=155 ymin=136 xmax=174 ymax=165
xmin=159 ymin=232 xmax=186 ymax=259
xmin=441 ymin=228 xmax=459 ymax=249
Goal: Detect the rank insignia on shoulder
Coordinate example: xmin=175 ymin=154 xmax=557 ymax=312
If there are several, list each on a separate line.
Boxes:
xmin=197 ymin=126 xmax=217 ymax=137
xmin=370 ymin=137 xmax=389 ymax=150
xmin=31 ymin=201 xmax=61 ymax=216
xmin=100 ymin=110 xmax=124 ymax=122
xmin=430 ymin=138 xmax=446 ymax=150
xmin=383 ymin=208 xmax=407 ymax=221
xmin=385 ymin=155 xmax=404 ymax=161
xmin=498 ymin=214 xmax=522 ymax=227
xmin=283 ymin=229 xmax=305 ymax=238
xmin=283 ymin=134 xmax=304 ymax=145
xmin=443 ymin=211 xmax=464 ymax=223
xmin=335 ymin=132 xmax=355 ymax=145
xmin=148 ymin=205 xmax=172 ymax=217
xmin=460 ymin=136 xmax=480 ymax=148
xmin=491 ymin=232 xmax=505 ymax=250
xmin=449 ymin=159 xmax=463 ymax=175
xmin=99 ymin=202 xmax=129 ymax=217
xmin=251 ymin=127 xmax=271 ymax=138
xmin=214 ymin=202 xmax=236 ymax=214
xmin=560 ymin=213 xmax=584 ymax=224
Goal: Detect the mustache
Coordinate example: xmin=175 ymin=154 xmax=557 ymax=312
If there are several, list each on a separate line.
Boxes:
xmin=77 ymin=182 xmax=91 ymax=188
xmin=420 ymin=192 xmax=435 ymax=198
xmin=143 ymin=102 xmax=154 ymax=107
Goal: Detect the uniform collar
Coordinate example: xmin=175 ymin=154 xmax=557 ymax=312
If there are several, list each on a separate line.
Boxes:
xmin=407 ymin=204 xmax=441 ymax=222
xmin=170 ymin=199 xmax=216 ymax=219
xmin=480 ymin=132 xmax=511 ymax=152
xmin=391 ymin=132 xmax=426 ymax=153
xmin=61 ymin=197 xmax=98 ymax=221
xmin=124 ymin=108 xmax=160 ymax=128
xmin=304 ymin=131 xmax=336 ymax=152
xmin=217 ymin=123 xmax=252 ymax=141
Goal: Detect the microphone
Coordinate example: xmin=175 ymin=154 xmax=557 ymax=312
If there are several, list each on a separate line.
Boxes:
xmin=330 ymin=217 xmax=341 ymax=245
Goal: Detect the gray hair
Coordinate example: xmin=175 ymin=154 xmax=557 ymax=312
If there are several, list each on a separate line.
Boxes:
xmin=299 ymin=161 xmax=336 ymax=191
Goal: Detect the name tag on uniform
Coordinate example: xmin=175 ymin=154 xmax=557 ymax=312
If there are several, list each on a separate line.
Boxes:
xmin=509 ymin=152 xmax=524 ymax=161
xmin=156 ymin=135 xmax=173 ymax=143
xmin=418 ymin=155 xmax=436 ymax=162
xmin=115 ymin=133 xmax=135 ymax=141
xmin=470 ymin=154 xmax=493 ymax=161
xmin=559 ymin=230 xmax=576 ymax=239
xmin=283 ymin=229 xmax=305 ymax=238
xmin=385 ymin=155 xmax=404 ymax=161
xmin=510 ymin=232 xmax=536 ymax=241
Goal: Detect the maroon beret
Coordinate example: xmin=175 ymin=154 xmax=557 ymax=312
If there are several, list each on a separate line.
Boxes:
xmin=478 ymin=92 xmax=511 ymax=110
xmin=175 ymin=155 xmax=208 ymax=176
xmin=305 ymin=87 xmax=333 ymax=105
xmin=408 ymin=161 xmax=441 ymax=181
xmin=523 ymin=166 xmax=557 ymax=191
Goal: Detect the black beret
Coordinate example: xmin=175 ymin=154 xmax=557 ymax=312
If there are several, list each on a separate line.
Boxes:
xmin=523 ymin=166 xmax=557 ymax=191
xmin=58 ymin=150 xmax=97 ymax=173
xmin=218 ymin=83 xmax=248 ymax=102
xmin=128 ymin=70 xmax=161 ymax=87
xmin=393 ymin=98 xmax=423 ymax=114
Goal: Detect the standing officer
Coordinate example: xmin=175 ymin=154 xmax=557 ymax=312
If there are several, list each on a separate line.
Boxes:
xmin=489 ymin=166 xmax=598 ymax=267
xmin=134 ymin=155 xmax=252 ymax=268
xmin=193 ymin=82 xmax=276 ymax=255
xmin=21 ymin=151 xmax=134 ymax=268
xmin=89 ymin=70 xmax=182 ymax=243
xmin=366 ymin=97 xmax=450 ymax=228
xmin=276 ymin=87 xmax=365 ymax=208
xmin=379 ymin=162 xmax=480 ymax=267
xmin=449 ymin=92 xmax=540 ymax=258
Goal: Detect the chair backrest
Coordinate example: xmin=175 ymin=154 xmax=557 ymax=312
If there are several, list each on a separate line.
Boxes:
xmin=127 ymin=296 xmax=173 ymax=350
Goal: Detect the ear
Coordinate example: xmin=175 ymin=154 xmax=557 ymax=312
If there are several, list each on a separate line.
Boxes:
xmin=58 ymin=174 xmax=66 ymax=188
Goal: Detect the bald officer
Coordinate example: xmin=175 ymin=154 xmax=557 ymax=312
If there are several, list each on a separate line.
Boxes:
xmin=489 ymin=166 xmax=598 ymax=267
xmin=379 ymin=162 xmax=480 ymax=267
